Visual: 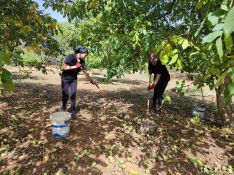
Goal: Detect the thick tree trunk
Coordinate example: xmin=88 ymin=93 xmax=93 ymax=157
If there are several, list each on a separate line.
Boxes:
xmin=216 ymin=77 xmax=234 ymax=127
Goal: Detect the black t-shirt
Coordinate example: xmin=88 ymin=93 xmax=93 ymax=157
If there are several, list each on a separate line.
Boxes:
xmin=61 ymin=54 xmax=86 ymax=80
xmin=148 ymin=60 xmax=170 ymax=82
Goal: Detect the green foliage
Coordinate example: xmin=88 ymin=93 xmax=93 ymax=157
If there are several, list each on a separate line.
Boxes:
xmin=22 ymin=51 xmax=42 ymax=65
xmin=44 ymin=0 xmax=205 ymax=78
xmin=224 ymin=6 xmax=234 ymax=36
xmin=54 ymin=23 xmax=75 ymax=64
xmin=157 ymin=1 xmax=234 ymax=106
xmin=0 ymin=0 xmax=61 ymax=91
xmin=175 ymin=80 xmax=186 ymax=97
xmin=190 ymin=157 xmax=234 ymax=175
xmin=191 ymin=113 xmax=201 ymax=125
xmin=202 ymin=31 xmax=223 ymax=44
xmin=43 ymin=0 xmax=233 ymax=125
xmin=0 ymin=52 xmax=14 ymax=91
xmin=21 ymin=50 xmax=47 ymax=73
xmin=208 ymin=12 xmax=219 ymax=26
xmin=162 ymin=95 xmax=172 ymax=105
xmin=216 ymin=37 xmax=223 ymax=58
xmin=0 ymin=51 xmax=10 ymax=66
xmin=224 ymin=72 xmax=234 ymax=104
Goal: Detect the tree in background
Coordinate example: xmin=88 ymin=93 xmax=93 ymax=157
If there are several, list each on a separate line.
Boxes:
xmin=44 ymin=0 xmax=233 ymax=125
xmin=1 ymin=0 xmax=233 ymax=125
xmin=158 ymin=0 xmax=234 ymax=125
xmin=53 ymin=22 xmax=76 ymax=67
xmin=0 ymin=0 xmax=61 ymax=92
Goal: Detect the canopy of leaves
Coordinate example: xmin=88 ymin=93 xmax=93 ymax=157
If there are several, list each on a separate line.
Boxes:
xmin=45 ymin=0 xmax=233 ymax=105
xmin=44 ymin=0 xmax=205 ymax=78
xmin=0 ymin=0 xmax=61 ymax=91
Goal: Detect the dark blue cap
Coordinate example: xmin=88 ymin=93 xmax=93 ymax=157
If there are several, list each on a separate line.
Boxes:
xmin=74 ymin=46 xmax=88 ymax=54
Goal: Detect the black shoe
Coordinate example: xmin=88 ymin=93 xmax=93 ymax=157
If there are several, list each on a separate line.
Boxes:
xmin=151 ymin=107 xmax=161 ymax=116
xmin=157 ymin=106 xmax=162 ymax=113
xmin=71 ymin=111 xmax=77 ymax=120
xmin=61 ymin=106 xmax=66 ymax=112
xmin=154 ymin=108 xmax=162 ymax=116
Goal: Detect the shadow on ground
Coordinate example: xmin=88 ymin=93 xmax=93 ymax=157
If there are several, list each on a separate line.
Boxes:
xmin=0 ymin=82 xmax=233 ymax=175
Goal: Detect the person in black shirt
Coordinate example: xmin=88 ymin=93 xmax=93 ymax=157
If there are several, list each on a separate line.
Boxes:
xmin=61 ymin=46 xmax=97 ymax=119
xmin=148 ymin=52 xmax=170 ymax=114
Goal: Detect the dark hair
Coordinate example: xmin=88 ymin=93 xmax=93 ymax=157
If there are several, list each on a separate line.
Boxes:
xmin=74 ymin=46 xmax=89 ymax=54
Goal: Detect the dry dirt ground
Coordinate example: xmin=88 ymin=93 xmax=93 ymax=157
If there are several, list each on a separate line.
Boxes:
xmin=0 ymin=67 xmax=233 ymax=175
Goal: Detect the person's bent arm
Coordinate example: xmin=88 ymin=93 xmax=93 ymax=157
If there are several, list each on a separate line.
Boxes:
xmin=154 ymin=74 xmax=161 ymax=86
xmin=148 ymin=69 xmax=152 ymax=84
xmin=63 ymin=63 xmax=81 ymax=70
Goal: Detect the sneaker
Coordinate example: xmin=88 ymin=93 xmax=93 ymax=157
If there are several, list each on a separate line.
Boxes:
xmin=156 ymin=106 xmax=162 ymax=114
xmin=71 ymin=111 xmax=77 ymax=120
xmin=151 ymin=107 xmax=161 ymax=116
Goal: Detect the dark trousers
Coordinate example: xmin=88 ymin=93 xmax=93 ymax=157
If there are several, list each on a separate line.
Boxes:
xmin=61 ymin=79 xmax=77 ymax=111
xmin=153 ymin=80 xmax=169 ymax=110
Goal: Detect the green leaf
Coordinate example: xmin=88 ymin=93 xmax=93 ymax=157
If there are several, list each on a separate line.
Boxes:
xmin=177 ymin=59 xmax=183 ymax=70
xmin=0 ymin=51 xmax=10 ymax=65
xmin=196 ymin=0 xmax=205 ymax=10
xmin=202 ymin=31 xmax=223 ymax=43
xmin=212 ymin=23 xmax=224 ymax=31
xmin=162 ymin=95 xmax=172 ymax=104
xmin=210 ymin=67 xmax=220 ymax=76
xmin=169 ymin=54 xmax=178 ymax=65
xmin=216 ymin=72 xmax=228 ymax=87
xmin=224 ymin=7 xmax=234 ymax=36
xmin=161 ymin=55 xmax=169 ymax=65
xmin=91 ymin=161 xmax=97 ymax=167
xmin=227 ymin=68 xmax=234 ymax=77
xmin=208 ymin=12 xmax=219 ymax=26
xmin=3 ymin=80 xmax=14 ymax=91
xmin=221 ymin=4 xmax=229 ymax=11
xmin=224 ymin=33 xmax=233 ymax=52
xmin=190 ymin=157 xmax=204 ymax=167
xmin=224 ymin=80 xmax=234 ymax=104
xmin=1 ymin=68 xmax=12 ymax=80
xmin=182 ymin=39 xmax=189 ymax=50
xmin=172 ymin=49 xmax=179 ymax=54
xmin=142 ymin=29 xmax=147 ymax=35
xmin=227 ymin=165 xmax=233 ymax=173
xmin=195 ymin=17 xmax=206 ymax=37
xmin=128 ymin=170 xmax=138 ymax=175
xmin=216 ymin=37 xmax=223 ymax=58
xmin=0 ymin=76 xmax=2 ymax=86
xmin=226 ymin=59 xmax=234 ymax=67
xmin=213 ymin=9 xmax=226 ymax=18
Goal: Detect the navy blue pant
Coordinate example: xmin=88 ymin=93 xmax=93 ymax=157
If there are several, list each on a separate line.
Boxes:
xmin=61 ymin=79 xmax=77 ymax=111
xmin=153 ymin=80 xmax=169 ymax=110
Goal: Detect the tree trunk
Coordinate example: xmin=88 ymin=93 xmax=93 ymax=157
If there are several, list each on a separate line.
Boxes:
xmin=216 ymin=77 xmax=234 ymax=127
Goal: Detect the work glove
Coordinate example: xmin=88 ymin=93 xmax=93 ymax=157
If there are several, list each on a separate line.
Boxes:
xmin=76 ymin=63 xmax=82 ymax=68
xmin=147 ymin=84 xmax=155 ymax=90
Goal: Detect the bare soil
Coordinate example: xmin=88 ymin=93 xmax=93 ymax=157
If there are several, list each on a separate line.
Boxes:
xmin=0 ymin=67 xmax=233 ymax=175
